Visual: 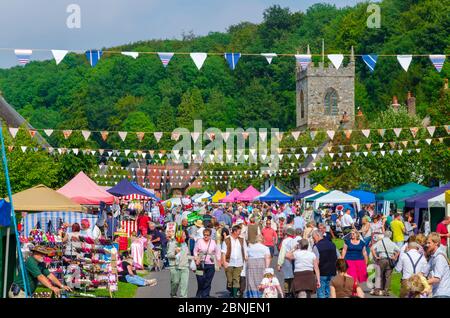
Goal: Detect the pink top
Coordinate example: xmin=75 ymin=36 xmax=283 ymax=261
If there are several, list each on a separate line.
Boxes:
xmin=194 ymin=238 xmax=221 ymax=265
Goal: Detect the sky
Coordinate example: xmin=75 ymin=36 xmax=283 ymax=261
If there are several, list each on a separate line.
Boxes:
xmin=0 ymin=0 xmax=366 ymax=68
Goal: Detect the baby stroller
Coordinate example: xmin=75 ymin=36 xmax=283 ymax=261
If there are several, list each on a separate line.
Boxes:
xmin=146 ymin=245 xmax=162 ymax=272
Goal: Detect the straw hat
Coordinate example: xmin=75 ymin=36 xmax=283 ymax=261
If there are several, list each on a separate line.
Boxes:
xmin=264 ymin=268 xmax=274 ymax=275
xmin=194 ymin=219 xmax=203 ymax=227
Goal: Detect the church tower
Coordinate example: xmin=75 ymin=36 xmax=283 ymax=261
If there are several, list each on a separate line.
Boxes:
xmin=296 ymin=47 xmax=355 ymax=130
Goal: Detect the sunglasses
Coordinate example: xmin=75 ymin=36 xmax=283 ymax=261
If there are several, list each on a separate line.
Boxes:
xmin=203 ymin=234 xmax=211 ymax=237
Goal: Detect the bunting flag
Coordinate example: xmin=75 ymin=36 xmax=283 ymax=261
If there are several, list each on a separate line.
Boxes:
xmin=397 ymin=55 xmax=412 ymax=72
xmin=158 ymin=52 xmax=174 ymax=68
xmin=426 ymin=126 xmax=435 ymax=137
xmin=51 ymin=50 xmax=68 ymax=65
xmin=28 ymin=129 xmax=37 ymax=138
xmin=222 ymin=132 xmax=230 ymax=142
xmin=21 ymin=146 xmax=27 ymax=153
xmin=344 ymin=130 xmax=352 ymax=139
xmin=118 ymin=131 xmax=127 ymax=141
xmin=190 ymin=53 xmax=207 ymax=70
xmin=44 ymin=129 xmax=53 ymax=136
xmin=171 ymin=132 xmax=180 ymax=141
xmin=224 ymin=53 xmax=241 ymax=70
xmin=378 ymin=129 xmax=386 ymax=137
xmin=191 ymin=132 xmax=200 ymax=143
xmin=100 ymin=131 xmax=109 ymax=141
xmin=136 ymin=132 xmax=145 ymax=142
xmin=393 ymin=128 xmax=402 ymax=138
xmin=295 ymin=54 xmax=312 ymax=70
xmin=291 ymin=131 xmax=300 ymax=141
xmin=14 ymin=49 xmax=32 ymax=65
xmin=85 ymin=50 xmax=103 ymax=67
xmin=121 ymin=52 xmax=139 ymax=59
xmin=261 ymin=53 xmax=277 ymax=64
xmin=409 ymin=127 xmax=419 ymax=138
xmin=362 ymin=54 xmax=378 ymax=72
xmin=259 ymin=131 xmax=267 ymax=141
xmin=429 ymin=55 xmax=446 ymax=72
xmin=8 ymin=127 xmax=18 ymax=138
xmin=63 ymin=130 xmax=72 ymax=139
xmin=81 ymin=130 xmax=91 ymax=141
xmin=328 ymin=54 xmax=344 ymax=70
xmin=242 ymin=132 xmax=249 ymax=140
xmin=154 ymin=132 xmax=163 ymax=143
xmin=310 ymin=131 xmax=317 ymax=140
xmin=361 ymin=129 xmax=370 ymax=138
xmin=327 ymin=130 xmax=335 ymax=140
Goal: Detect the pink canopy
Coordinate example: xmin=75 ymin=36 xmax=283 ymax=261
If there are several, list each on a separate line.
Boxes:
xmin=57 ymin=171 xmax=115 ymax=205
xmin=220 ymin=189 xmax=241 ymax=203
xmin=236 ymin=185 xmax=261 ymax=202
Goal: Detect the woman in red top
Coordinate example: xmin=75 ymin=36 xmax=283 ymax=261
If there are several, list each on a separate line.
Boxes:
xmin=436 ymin=216 xmax=450 ymax=246
xmin=137 ymin=211 xmax=150 ymax=236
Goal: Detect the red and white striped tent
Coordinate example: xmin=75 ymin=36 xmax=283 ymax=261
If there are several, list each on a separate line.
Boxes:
xmin=120 ymin=220 xmax=138 ymax=236
xmin=120 ymin=193 xmax=152 ymax=200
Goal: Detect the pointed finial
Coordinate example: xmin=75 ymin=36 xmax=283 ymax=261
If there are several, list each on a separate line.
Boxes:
xmin=350 ymin=46 xmax=355 ymax=63
xmin=307 ymin=44 xmax=311 ymax=55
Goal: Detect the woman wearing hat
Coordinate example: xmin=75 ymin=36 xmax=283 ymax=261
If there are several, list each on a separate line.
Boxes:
xmin=258 ymin=268 xmax=283 ymax=298
xmin=9 ymin=246 xmax=72 ymax=298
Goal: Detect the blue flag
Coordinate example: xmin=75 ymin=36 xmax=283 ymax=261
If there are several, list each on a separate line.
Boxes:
xmin=158 ymin=52 xmax=174 ymax=68
xmin=85 ymin=50 xmax=103 ymax=67
xmin=0 ymin=200 xmax=11 ymax=227
xmin=362 ymin=54 xmax=378 ymax=72
xmin=429 ymin=55 xmax=446 ymax=72
xmin=224 ymin=53 xmax=241 ymax=70
xmin=295 ymin=54 xmax=312 ymax=70
xmin=14 ymin=49 xmax=32 ymax=66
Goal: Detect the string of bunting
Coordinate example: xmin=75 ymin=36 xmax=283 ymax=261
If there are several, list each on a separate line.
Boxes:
xmin=7 ymin=124 xmax=450 ymax=143
xmin=6 ymin=48 xmax=448 ymax=73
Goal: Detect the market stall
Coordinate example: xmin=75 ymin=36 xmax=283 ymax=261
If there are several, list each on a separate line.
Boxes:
xmin=293 ymin=189 xmax=317 ymax=200
xmin=312 ymin=190 xmax=361 ymax=212
xmin=255 ymin=185 xmax=292 ymax=203
xmin=194 ymin=191 xmax=211 ymax=203
xmin=235 ymin=185 xmax=261 ymax=202
xmin=211 ymin=191 xmax=227 ymax=203
xmin=348 ymin=190 xmax=376 ymax=204
xmin=57 ymin=171 xmax=115 ymax=205
xmin=375 ymin=182 xmax=430 ymax=215
xmin=220 ymin=188 xmax=241 ymax=203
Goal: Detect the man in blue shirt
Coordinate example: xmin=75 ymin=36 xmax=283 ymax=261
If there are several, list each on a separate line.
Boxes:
xmin=294 ymin=211 xmax=305 ymax=231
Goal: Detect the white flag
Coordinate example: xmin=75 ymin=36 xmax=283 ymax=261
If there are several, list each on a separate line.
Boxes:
xmin=393 ymin=128 xmax=402 ymax=137
xmin=261 ymin=53 xmax=277 ymax=64
xmin=191 ymin=132 xmax=200 ymax=143
xmin=426 ymin=126 xmax=435 ymax=137
xmin=291 ymin=131 xmax=300 ymax=141
xmin=328 ymin=54 xmax=344 ymax=70
xmin=327 ymin=130 xmax=335 ymax=140
xmin=259 ymin=131 xmax=267 ymax=141
xmin=44 ymin=129 xmax=53 ymax=136
xmin=190 ymin=53 xmax=207 ymax=70
xmin=121 ymin=52 xmax=139 ymax=59
xmin=154 ymin=132 xmax=163 ymax=143
xmin=9 ymin=127 xmax=19 ymax=138
xmin=51 ymin=50 xmax=68 ymax=65
xmin=21 ymin=146 xmax=27 ymax=152
xmin=81 ymin=130 xmax=91 ymax=141
xmin=361 ymin=129 xmax=370 ymax=138
xmin=397 ymin=55 xmax=413 ymax=72
xmin=222 ymin=132 xmax=230 ymax=142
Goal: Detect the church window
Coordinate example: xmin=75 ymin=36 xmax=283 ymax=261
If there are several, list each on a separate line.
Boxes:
xmin=300 ymin=90 xmax=305 ymax=118
xmin=324 ymin=88 xmax=338 ymax=115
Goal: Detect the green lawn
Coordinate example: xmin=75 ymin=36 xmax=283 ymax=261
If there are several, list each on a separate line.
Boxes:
xmin=333 ymin=238 xmax=401 ymax=297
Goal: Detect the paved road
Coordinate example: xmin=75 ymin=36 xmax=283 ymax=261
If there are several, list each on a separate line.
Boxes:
xmin=135 ymin=257 xmax=392 ymax=298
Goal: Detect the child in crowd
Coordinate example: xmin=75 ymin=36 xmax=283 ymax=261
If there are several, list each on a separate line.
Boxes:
xmin=405 ymin=274 xmax=432 ymax=298
xmin=258 ymin=268 xmax=283 ymax=298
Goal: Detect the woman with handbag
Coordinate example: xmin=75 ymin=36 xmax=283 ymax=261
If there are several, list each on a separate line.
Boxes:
xmin=193 ymin=228 xmax=221 ymax=298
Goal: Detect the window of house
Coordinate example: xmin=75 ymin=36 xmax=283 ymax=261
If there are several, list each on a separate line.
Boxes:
xmin=300 ymin=90 xmax=305 ymax=119
xmin=324 ymin=88 xmax=338 ymax=115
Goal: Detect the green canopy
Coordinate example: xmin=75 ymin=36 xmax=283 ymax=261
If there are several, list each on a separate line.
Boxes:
xmin=375 ymin=182 xmax=429 ymax=209
xmin=306 ymin=191 xmax=330 ymax=202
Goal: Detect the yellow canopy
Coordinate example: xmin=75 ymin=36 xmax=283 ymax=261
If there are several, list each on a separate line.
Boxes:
xmin=313 ymin=184 xmax=328 ymax=192
xmin=446 ymin=190 xmax=450 ymax=204
xmin=6 ymin=184 xmax=83 ymax=212
xmin=211 ymin=191 xmax=227 ymax=203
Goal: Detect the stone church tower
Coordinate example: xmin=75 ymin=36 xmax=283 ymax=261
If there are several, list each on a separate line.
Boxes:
xmin=296 ymin=48 xmax=355 ymax=130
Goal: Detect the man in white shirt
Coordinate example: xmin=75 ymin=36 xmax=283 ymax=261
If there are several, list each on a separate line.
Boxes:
xmin=396 ymin=242 xmax=428 ymax=297
xmin=222 ymin=225 xmax=248 ymax=298
xmin=341 ymin=209 xmax=355 ymax=235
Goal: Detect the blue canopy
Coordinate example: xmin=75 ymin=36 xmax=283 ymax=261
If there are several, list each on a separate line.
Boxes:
xmin=0 ymin=199 xmax=11 ymax=227
xmin=256 ymin=185 xmax=292 ymax=203
xmin=293 ymin=189 xmax=317 ymax=200
xmin=107 ymin=179 xmax=159 ymax=200
xmin=348 ymin=190 xmax=375 ymax=204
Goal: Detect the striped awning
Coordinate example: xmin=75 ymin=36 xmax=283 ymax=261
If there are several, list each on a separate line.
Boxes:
xmin=22 ymin=211 xmax=97 ymax=235
xmin=120 ymin=194 xmax=152 ymax=200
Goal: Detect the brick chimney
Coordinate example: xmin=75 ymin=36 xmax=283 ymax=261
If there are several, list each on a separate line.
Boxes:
xmin=407 ymin=91 xmax=416 ymax=115
xmin=391 ymin=96 xmax=400 ymax=111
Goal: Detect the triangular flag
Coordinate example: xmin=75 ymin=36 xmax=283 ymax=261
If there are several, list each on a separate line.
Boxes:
xmin=8 ymin=127 xmax=18 ymax=138
xmin=259 ymin=131 xmax=267 ymax=141
xmin=328 ymin=54 xmax=344 ymax=70
xmin=378 ymin=129 xmax=385 ymax=137
xmin=363 ymin=152 xmax=368 ymax=157
xmin=402 ymin=141 xmax=408 ymax=148
xmin=310 ymin=131 xmax=317 ymax=140
xmin=121 ymin=52 xmax=139 ymax=59
xmin=242 ymin=132 xmax=249 ymax=140
xmin=416 ymin=148 xmax=421 ymax=153
xmin=72 ymin=148 xmax=79 ymax=155
xmin=379 ymin=142 xmax=384 ymax=148
xmin=81 ymin=130 xmax=91 ymax=141
xmin=429 ymin=55 xmax=446 ymax=72
xmin=397 ymin=55 xmax=412 ymax=72
xmin=154 ymin=132 xmax=163 ymax=143
xmin=158 ymin=52 xmax=174 ymax=68
xmin=100 ymin=131 xmax=109 ymax=141
xmin=291 ymin=131 xmax=300 ymax=141
xmin=51 ymin=50 xmax=68 ymax=65
xmin=191 ymin=132 xmax=200 ymax=143
xmin=224 ymin=53 xmax=241 ymax=70
xmin=136 ymin=132 xmax=145 ymax=142
xmin=44 ymin=129 xmax=53 ymax=136
xmin=426 ymin=126 xmax=435 ymax=137
xmin=171 ymin=132 xmax=180 ymax=141
xmin=425 ymin=139 xmax=432 ymax=145
xmin=28 ymin=129 xmax=37 ymax=138
xmin=362 ymin=54 xmax=378 ymax=72
xmin=344 ymin=130 xmax=352 ymax=139
xmin=393 ymin=128 xmax=402 ymax=138
xmin=7 ymin=146 xmax=14 ymax=152
xmin=14 ymin=49 xmax=32 ymax=65
xmin=409 ymin=127 xmax=419 ymax=138
xmin=63 ymin=130 xmax=72 ymax=139
xmin=380 ymin=151 xmax=386 ymax=157
xmin=295 ymin=54 xmax=312 ymax=70
xmin=327 ymin=130 xmax=335 ymax=140
xmin=85 ymin=50 xmax=103 ymax=67
xmin=398 ymin=150 xmax=403 ymax=155
xmin=118 ymin=131 xmax=127 ymax=141
xmin=222 ymin=132 xmax=230 ymax=142
xmin=302 ymin=147 xmax=308 ymax=154
xmin=361 ymin=129 xmax=370 ymax=138
xmin=21 ymin=146 xmax=27 ymax=152
xmin=261 ymin=53 xmax=277 ymax=64
xmin=190 ymin=53 xmax=207 ymax=70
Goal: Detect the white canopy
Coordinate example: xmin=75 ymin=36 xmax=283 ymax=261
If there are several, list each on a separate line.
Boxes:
xmin=163 ymin=197 xmax=182 ymax=207
xmin=191 ymin=193 xmax=203 ymax=201
xmin=194 ymin=191 xmax=212 ymax=203
xmin=428 ymin=193 xmax=446 ymax=208
xmin=313 ymin=190 xmax=361 ymax=211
